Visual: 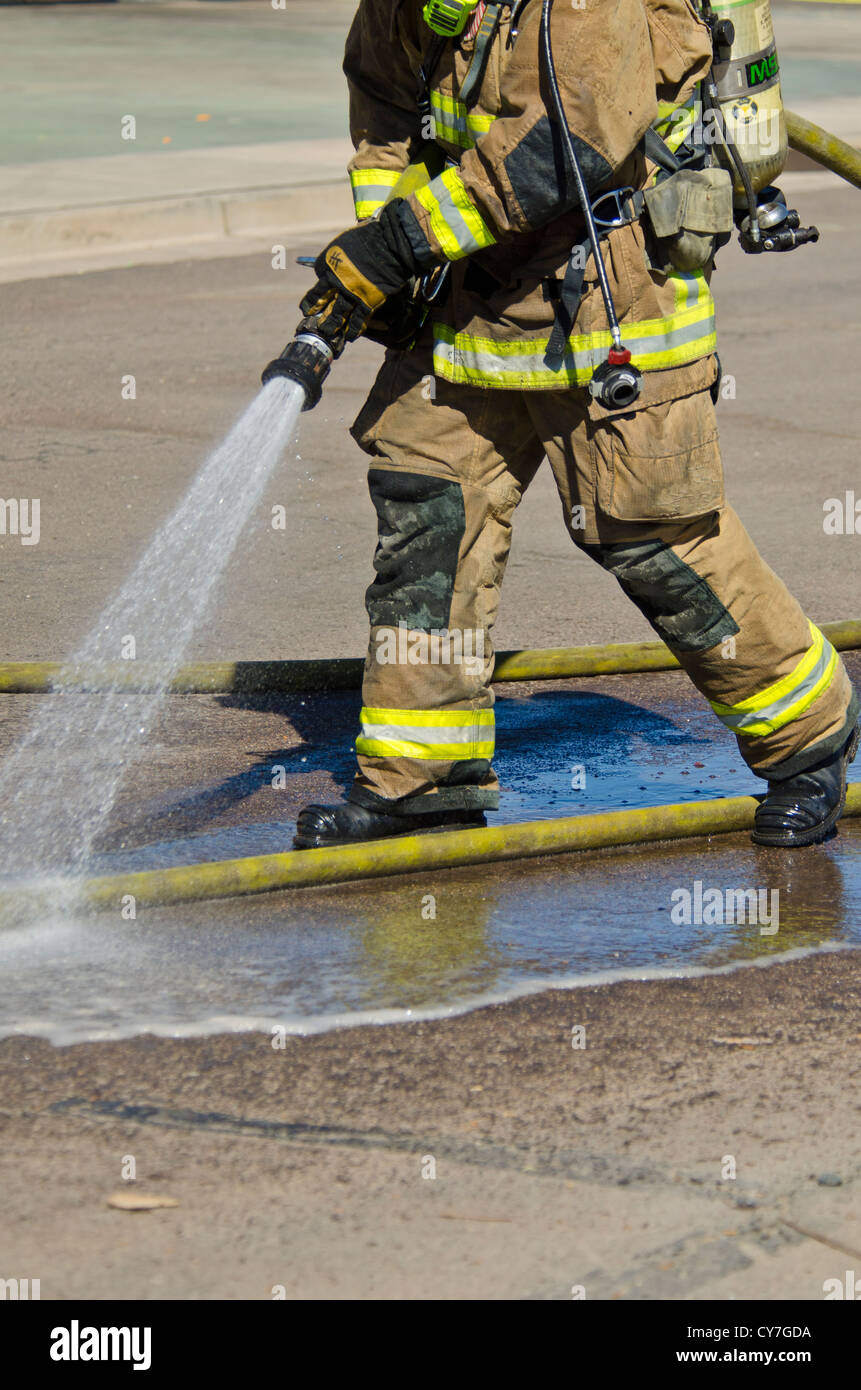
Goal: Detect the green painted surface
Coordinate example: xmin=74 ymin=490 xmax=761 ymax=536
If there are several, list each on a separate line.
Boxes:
xmin=0 ymin=0 xmax=857 ymax=167
xmin=0 ymin=1 xmax=355 ymax=163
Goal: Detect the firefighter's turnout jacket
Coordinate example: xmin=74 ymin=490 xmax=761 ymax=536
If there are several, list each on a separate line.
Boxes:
xmin=346 ymin=0 xmax=715 ymax=389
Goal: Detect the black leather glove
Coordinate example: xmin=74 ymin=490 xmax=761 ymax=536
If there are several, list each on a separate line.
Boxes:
xmin=300 ymin=201 xmax=435 ymax=354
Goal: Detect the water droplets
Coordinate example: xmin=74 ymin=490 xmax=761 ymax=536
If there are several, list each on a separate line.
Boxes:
xmin=0 ymin=377 xmax=304 ymax=884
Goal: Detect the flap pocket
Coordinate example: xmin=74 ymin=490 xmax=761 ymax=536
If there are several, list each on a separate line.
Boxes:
xmin=644 ymin=168 xmax=735 ymax=238
xmin=591 ymin=366 xmax=725 ymax=522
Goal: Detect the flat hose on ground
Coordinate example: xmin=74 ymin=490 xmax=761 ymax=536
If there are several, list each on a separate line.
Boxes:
xmin=0 ymin=620 xmax=859 ymax=693
xmin=21 ymin=782 xmax=851 ymax=909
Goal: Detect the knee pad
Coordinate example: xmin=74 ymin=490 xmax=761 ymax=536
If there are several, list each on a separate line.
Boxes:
xmin=366 ymin=468 xmax=466 ymax=630
xmin=589 ymin=538 xmax=739 ymax=652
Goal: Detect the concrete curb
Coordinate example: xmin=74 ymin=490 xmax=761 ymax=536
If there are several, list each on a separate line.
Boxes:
xmin=0 ymin=180 xmax=354 ymax=270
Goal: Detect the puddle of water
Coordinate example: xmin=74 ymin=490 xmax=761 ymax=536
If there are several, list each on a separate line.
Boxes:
xmin=70 ymin=690 xmax=764 ymax=876
xmin=0 ymin=685 xmax=858 ymax=1044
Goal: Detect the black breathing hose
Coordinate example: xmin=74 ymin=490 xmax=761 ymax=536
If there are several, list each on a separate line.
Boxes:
xmin=539 ymin=0 xmax=625 ymax=351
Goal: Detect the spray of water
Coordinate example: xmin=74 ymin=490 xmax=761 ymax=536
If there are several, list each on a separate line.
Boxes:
xmin=0 ymin=377 xmax=304 ymax=893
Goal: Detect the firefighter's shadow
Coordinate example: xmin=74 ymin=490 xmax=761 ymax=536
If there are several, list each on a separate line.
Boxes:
xmin=126 ymin=687 xmax=702 ymax=840
xmin=109 ymin=692 xmax=359 ymax=844
xmin=495 ymin=687 xmax=711 ymax=759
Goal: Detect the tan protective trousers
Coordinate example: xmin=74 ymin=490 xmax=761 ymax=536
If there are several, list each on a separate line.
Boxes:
xmin=347 ymin=337 xmax=858 ymax=816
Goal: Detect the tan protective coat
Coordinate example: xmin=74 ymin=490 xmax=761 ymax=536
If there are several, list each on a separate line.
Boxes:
xmin=345 ymin=0 xmax=716 ymax=381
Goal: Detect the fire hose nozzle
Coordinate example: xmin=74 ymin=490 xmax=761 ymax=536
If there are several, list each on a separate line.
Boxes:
xmin=261 ymin=330 xmax=335 ymax=411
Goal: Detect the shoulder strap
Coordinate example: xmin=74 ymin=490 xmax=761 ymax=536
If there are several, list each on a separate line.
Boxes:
xmin=641 ymin=126 xmax=683 ymax=175
xmin=459 ymin=2 xmax=503 ymax=106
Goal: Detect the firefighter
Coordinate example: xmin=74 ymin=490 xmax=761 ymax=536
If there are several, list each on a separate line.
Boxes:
xmin=293 ymin=0 xmax=858 ymax=850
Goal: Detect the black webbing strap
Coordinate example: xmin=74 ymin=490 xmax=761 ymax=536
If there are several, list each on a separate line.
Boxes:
xmin=641 ymin=126 xmax=683 ymax=175
xmin=459 ymin=3 xmax=503 ymax=106
xmin=546 ymin=239 xmax=590 ymax=360
xmin=545 ymin=186 xmax=646 ymax=360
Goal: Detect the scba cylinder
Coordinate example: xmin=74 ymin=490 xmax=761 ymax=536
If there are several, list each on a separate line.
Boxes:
xmin=709 ymin=0 xmax=788 ymax=200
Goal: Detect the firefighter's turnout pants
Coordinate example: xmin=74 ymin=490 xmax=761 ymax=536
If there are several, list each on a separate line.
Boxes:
xmin=347 ymin=333 xmax=858 ymax=817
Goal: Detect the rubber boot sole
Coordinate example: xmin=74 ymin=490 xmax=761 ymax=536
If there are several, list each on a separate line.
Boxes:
xmin=751 ymin=725 xmax=860 ymax=849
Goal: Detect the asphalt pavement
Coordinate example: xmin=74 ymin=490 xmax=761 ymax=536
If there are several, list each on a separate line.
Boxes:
xmin=0 ymin=0 xmax=859 ymax=1306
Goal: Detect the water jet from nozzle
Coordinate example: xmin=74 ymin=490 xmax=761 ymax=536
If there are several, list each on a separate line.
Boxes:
xmin=262 ymin=330 xmax=334 ymax=411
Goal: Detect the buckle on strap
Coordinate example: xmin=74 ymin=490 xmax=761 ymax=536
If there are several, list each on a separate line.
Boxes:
xmin=591 ymin=187 xmax=641 ymax=231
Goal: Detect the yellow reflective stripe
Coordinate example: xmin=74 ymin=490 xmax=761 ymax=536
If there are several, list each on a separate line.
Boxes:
xmin=360 ymin=707 xmax=494 ymax=727
xmin=431 ymin=273 xmax=716 ymax=386
xmin=665 ymin=112 xmax=696 ymax=154
xmin=357 ymin=738 xmax=496 ymax=760
xmin=431 ymin=90 xmax=461 ymax=115
xmin=672 ymin=269 xmax=711 ymax=312
xmin=656 ymin=107 xmax=697 ymax=154
xmin=468 ymin=112 xmax=495 ymax=137
xmin=709 ymin=624 xmax=840 ymax=737
xmin=356 ymin=705 xmax=495 ymax=761
xmin=630 ymin=330 xmax=717 ymax=372
xmin=432 ymin=122 xmax=469 ymax=148
xmin=349 ymin=168 xmax=402 ymax=219
xmin=430 ymin=88 xmax=494 ymax=150
xmin=350 ymin=169 xmax=402 ymax=187
xmin=654 ymin=97 xmax=697 ymax=139
xmin=432 ymin=118 xmax=495 ymax=149
xmin=651 ymin=96 xmax=699 ymax=180
xmin=712 ymin=625 xmax=823 ymax=716
xmin=414 ymin=167 xmax=496 ymax=260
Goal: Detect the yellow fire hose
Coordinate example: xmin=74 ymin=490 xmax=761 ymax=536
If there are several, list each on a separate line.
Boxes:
xmin=786 ymin=110 xmax=861 ymax=191
xmin=29 ymin=782 xmax=850 ymax=911
xmin=0 ymin=620 xmax=859 ymax=694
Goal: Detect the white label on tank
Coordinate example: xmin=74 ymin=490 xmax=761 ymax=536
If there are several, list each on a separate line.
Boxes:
xmin=756 ymin=4 xmax=774 ymax=47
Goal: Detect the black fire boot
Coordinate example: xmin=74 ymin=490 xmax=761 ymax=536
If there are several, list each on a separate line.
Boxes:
xmin=294 ymin=801 xmax=487 ymax=849
xmin=752 ymin=724 xmax=859 ymax=848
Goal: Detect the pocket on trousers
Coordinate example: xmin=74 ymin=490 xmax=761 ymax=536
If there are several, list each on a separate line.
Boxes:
xmin=591 ymin=370 xmax=725 ymax=522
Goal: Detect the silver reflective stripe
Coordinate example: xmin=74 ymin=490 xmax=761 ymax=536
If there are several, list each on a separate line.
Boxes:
xmin=677 ymin=273 xmax=702 ymax=310
xmin=625 ymin=312 xmax=717 ymax=356
xmin=433 ymin=309 xmax=716 ymax=379
xmin=716 ymin=638 xmax=836 ymax=733
xmin=430 ymin=98 xmax=493 ymax=148
xmin=429 ymin=176 xmax=489 ymax=257
xmin=431 ymin=100 xmax=468 ymax=141
xmin=361 ymin=721 xmax=481 ymax=745
xmin=352 ymin=182 xmax=396 ymax=207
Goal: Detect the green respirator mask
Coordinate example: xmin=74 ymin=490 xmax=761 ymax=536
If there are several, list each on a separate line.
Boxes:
xmin=422 ymin=0 xmax=482 ymax=37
